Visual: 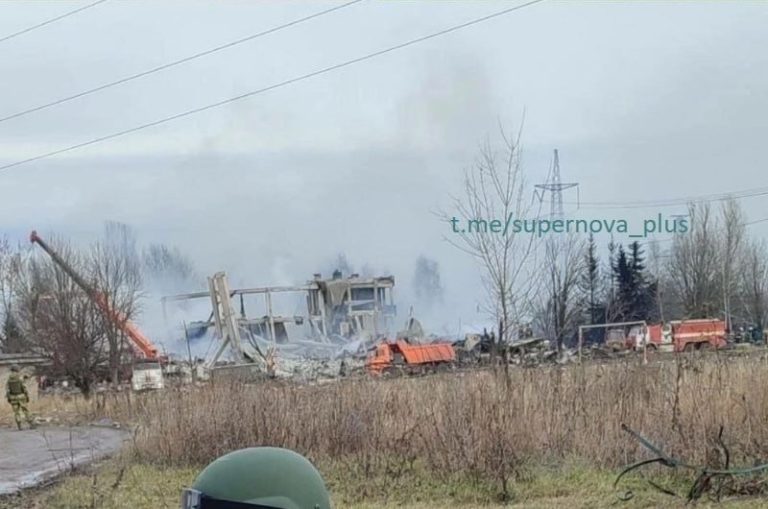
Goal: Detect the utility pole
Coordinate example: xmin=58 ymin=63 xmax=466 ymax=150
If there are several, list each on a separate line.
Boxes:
xmin=534 ymin=149 xmax=579 ymax=218
xmin=534 ymin=149 xmax=581 ymax=355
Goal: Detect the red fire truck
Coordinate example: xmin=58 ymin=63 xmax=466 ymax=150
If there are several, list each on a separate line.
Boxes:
xmin=626 ymin=319 xmax=727 ymax=352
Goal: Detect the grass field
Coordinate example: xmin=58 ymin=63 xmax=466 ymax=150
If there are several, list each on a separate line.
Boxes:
xmin=3 ymin=351 xmax=768 ymax=507
xmin=4 ymin=458 xmax=767 ymax=509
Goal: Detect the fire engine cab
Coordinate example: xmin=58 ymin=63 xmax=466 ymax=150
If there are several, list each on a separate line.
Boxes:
xmin=627 ymin=319 xmax=727 ymax=352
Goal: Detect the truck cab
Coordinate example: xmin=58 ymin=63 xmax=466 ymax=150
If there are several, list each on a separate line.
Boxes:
xmin=131 ymin=361 xmax=165 ymax=391
xmin=626 ymin=324 xmax=666 ymax=351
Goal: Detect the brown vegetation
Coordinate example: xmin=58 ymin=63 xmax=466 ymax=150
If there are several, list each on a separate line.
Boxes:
xmin=93 ymin=353 xmax=768 ymax=500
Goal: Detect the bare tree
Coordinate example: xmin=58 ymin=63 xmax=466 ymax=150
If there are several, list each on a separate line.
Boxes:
xmin=0 ymin=238 xmax=26 ymax=352
xmin=668 ymin=203 xmax=721 ymax=318
xmin=90 ymin=222 xmax=143 ymax=385
xmin=15 ymin=239 xmax=108 ymax=397
xmin=535 ymin=235 xmax=585 ymax=353
xmin=580 ymin=233 xmax=602 ymax=324
xmin=604 ymin=237 xmax=622 ymax=323
xmin=647 ymin=240 xmax=691 ymax=323
xmin=648 ymin=240 xmax=683 ymax=323
xmin=719 ymin=198 xmax=746 ymax=331
xmin=647 ymin=239 xmax=665 ymax=322
xmin=443 ymin=125 xmax=540 ymax=351
xmin=143 ymin=242 xmax=198 ymax=291
xmin=739 ymin=240 xmax=768 ymax=335
xmin=412 ymin=255 xmax=444 ymax=312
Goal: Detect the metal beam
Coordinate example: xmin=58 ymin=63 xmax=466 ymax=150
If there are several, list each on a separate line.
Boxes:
xmin=162 ymin=285 xmax=314 ymax=303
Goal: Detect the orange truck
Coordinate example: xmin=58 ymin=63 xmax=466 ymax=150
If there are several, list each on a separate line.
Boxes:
xmin=365 ymin=340 xmax=456 ymax=375
xmin=627 ymin=319 xmax=727 ymax=352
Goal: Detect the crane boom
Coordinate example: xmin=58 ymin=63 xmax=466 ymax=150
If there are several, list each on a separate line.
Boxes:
xmin=30 ymin=230 xmax=159 ymax=359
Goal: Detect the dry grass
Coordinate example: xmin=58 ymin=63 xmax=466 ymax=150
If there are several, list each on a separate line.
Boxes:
xmin=5 ymin=455 xmax=767 ymax=508
xmin=87 ymin=351 xmax=768 ymax=502
xmin=6 ymin=351 xmax=768 ymax=506
xmin=0 ymin=390 xmax=91 ymax=427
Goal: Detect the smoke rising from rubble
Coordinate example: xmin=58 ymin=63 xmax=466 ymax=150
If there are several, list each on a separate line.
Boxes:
xmin=1 ymin=2 xmax=767 ymax=349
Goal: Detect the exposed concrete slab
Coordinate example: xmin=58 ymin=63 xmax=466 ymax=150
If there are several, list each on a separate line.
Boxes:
xmin=0 ymin=426 xmax=128 ymax=495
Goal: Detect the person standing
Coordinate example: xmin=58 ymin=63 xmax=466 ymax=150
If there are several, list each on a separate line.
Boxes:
xmin=5 ymin=364 xmax=35 ymax=430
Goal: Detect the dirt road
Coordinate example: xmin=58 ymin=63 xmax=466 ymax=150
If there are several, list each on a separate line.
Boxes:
xmin=0 ymin=426 xmax=128 ymax=495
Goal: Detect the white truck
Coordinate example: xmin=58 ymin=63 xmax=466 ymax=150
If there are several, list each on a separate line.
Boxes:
xmin=131 ymin=361 xmax=165 ymax=391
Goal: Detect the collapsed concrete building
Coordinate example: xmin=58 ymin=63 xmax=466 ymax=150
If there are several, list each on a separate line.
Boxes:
xmin=306 ymin=271 xmax=396 ymax=341
xmin=161 ymin=271 xmax=397 ymax=379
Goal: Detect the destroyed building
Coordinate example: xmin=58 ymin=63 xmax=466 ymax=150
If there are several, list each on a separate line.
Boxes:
xmin=165 ymin=271 xmax=395 ymax=343
xmin=306 ymin=271 xmax=396 ymax=341
xmin=161 ymin=271 xmax=397 ymax=375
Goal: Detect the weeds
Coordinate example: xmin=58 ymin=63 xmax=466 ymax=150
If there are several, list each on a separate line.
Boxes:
xmin=88 ymin=353 xmax=768 ymax=500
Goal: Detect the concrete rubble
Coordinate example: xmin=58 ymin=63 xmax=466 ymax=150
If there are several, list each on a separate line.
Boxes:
xmin=248 ymin=334 xmax=370 ymax=381
xmin=161 ymin=271 xmax=626 ymax=383
xmin=161 ymin=271 xmax=400 ymax=382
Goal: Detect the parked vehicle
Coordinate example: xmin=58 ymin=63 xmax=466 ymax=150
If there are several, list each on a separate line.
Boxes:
xmin=626 ymin=319 xmax=727 ymax=352
xmin=366 ymin=340 xmax=455 ymax=375
xmin=131 ymin=361 xmax=165 ymax=391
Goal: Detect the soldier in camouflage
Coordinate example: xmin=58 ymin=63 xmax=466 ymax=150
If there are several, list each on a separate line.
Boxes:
xmin=5 ymin=364 xmax=35 ymax=430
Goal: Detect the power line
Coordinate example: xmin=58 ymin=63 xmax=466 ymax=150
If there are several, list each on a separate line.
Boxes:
xmin=0 ymin=0 xmax=546 ymax=172
xmin=0 ymin=0 xmax=364 ymax=124
xmin=652 ymin=216 xmax=768 ymax=244
xmin=744 ymin=217 xmax=768 ymax=227
xmin=567 ymin=186 xmax=768 ymax=210
xmin=0 ymin=0 xmax=109 ymax=45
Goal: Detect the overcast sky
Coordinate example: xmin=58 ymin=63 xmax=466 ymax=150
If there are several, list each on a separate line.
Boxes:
xmin=1 ymin=0 xmax=766 ymax=333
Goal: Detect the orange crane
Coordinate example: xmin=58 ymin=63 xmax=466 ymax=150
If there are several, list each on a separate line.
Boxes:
xmin=30 ymin=230 xmax=160 ymax=360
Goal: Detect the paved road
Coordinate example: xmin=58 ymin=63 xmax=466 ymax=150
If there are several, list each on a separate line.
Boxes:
xmin=0 ymin=426 xmax=128 ymax=495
